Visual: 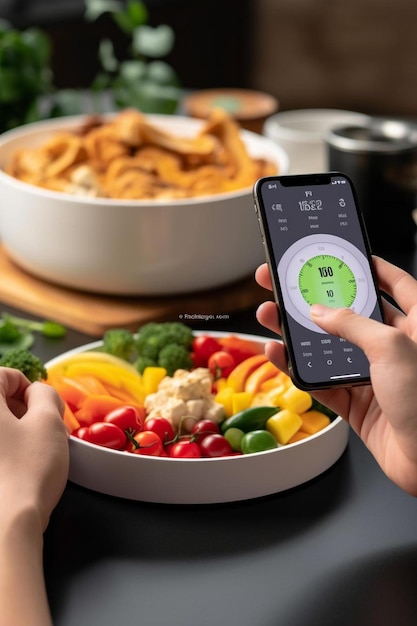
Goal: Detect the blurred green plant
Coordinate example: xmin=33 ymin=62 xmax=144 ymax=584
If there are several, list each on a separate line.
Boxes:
xmin=85 ymin=0 xmax=181 ymax=114
xmin=0 ymin=1 xmax=181 ymax=133
xmin=0 ymin=20 xmax=53 ymax=133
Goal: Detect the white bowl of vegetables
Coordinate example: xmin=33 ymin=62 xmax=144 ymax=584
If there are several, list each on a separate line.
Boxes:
xmin=45 ymin=323 xmax=349 ymax=504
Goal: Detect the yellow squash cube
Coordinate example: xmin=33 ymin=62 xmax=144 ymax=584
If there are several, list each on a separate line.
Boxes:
xmin=300 ymin=410 xmax=331 ymax=435
xmin=215 ymin=386 xmax=235 ymax=418
xmin=266 ymin=409 xmax=303 ymax=445
xmin=142 ymin=366 xmax=167 ymax=395
xmin=280 ymin=385 xmax=313 ymax=414
xmin=232 ymin=391 xmax=253 ymax=415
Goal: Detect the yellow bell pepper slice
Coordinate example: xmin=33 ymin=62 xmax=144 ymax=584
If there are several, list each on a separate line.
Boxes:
xmin=279 ymin=385 xmax=313 ymax=414
xmin=215 ymin=387 xmax=235 ymax=418
xmin=142 ymin=366 xmax=167 ymax=395
xmin=232 ymin=391 xmax=253 ymax=415
xmin=61 ymin=363 xmax=144 ymax=405
xmin=266 ymin=409 xmax=303 ymax=445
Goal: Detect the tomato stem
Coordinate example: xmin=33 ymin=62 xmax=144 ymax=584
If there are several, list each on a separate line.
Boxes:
xmin=125 ymin=430 xmax=139 ymax=450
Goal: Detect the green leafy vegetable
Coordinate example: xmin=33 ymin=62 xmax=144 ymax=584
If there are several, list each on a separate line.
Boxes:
xmin=0 ymin=348 xmax=47 ymax=382
xmin=0 ymin=313 xmax=66 ymax=356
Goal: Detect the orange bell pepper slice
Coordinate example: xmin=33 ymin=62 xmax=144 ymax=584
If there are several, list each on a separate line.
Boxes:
xmin=47 ymin=376 xmax=91 ymax=411
xmin=75 ymin=394 xmax=131 ymax=426
xmin=226 ymin=354 xmax=269 ymax=392
xmin=62 ymin=402 xmax=81 ymax=434
xmin=244 ymin=361 xmax=281 ymax=395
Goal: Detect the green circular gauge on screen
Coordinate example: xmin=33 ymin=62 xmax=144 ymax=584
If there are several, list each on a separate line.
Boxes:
xmin=298 ymin=254 xmax=357 ymax=307
xmin=277 ymin=234 xmax=377 ymax=334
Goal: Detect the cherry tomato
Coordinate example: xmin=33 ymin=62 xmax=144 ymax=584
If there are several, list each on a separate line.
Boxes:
xmin=145 ymin=416 xmax=175 ymax=444
xmin=192 ymin=335 xmax=223 ymax=367
xmin=191 ymin=419 xmax=220 ymax=443
xmin=164 ymin=435 xmax=190 ymax=456
xmin=208 ymin=351 xmax=235 ymax=379
xmin=169 ymin=440 xmax=202 ymax=458
xmin=199 ymin=433 xmax=233 ymax=458
xmin=131 ymin=430 xmax=164 ymax=456
xmin=74 ymin=426 xmax=90 ymax=440
xmin=76 ymin=422 xmax=127 ymax=450
xmin=104 ymin=405 xmax=145 ymax=433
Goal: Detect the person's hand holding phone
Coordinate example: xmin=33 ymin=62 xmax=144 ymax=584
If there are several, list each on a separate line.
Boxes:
xmin=253 ymin=173 xmax=384 ymax=390
xmin=256 ymin=257 xmax=417 ymax=497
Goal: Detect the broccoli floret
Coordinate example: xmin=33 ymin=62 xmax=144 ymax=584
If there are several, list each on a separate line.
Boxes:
xmin=136 ymin=322 xmax=193 ymax=351
xmin=134 ymin=355 xmax=157 ymax=374
xmin=159 ymin=322 xmax=194 ymax=348
xmin=134 ymin=321 xmax=194 ymax=375
xmin=0 ymin=348 xmax=47 ymax=382
xmin=102 ymin=328 xmax=136 ymax=361
xmin=138 ymin=333 xmax=166 ymax=361
xmin=158 ymin=344 xmax=193 ymax=377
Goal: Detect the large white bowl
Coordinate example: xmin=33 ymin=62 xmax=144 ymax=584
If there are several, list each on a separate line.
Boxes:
xmin=264 ymin=108 xmax=370 ymax=174
xmin=45 ymin=332 xmax=349 ymax=504
xmin=0 ymin=114 xmax=289 ymax=296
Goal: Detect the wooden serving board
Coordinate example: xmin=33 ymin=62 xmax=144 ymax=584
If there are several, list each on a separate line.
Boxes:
xmin=0 ymin=245 xmax=268 ymax=336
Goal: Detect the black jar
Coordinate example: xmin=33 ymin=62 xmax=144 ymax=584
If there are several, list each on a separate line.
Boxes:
xmin=325 ymin=119 xmax=417 ymax=256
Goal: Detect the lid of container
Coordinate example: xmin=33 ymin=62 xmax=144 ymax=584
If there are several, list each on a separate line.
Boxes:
xmin=183 ymin=89 xmax=278 ymax=122
xmin=325 ymin=119 xmax=417 ymax=153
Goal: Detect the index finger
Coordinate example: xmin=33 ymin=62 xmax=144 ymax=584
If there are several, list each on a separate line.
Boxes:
xmin=310 ymin=304 xmax=403 ymax=364
xmin=23 ymin=381 xmax=65 ymax=421
xmin=0 ymin=367 xmax=31 ymax=403
xmin=373 ymin=256 xmax=417 ymax=315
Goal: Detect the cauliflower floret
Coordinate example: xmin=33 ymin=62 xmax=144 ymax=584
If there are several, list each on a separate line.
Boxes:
xmin=146 ymin=398 xmax=188 ymax=429
xmin=184 ymin=399 xmax=205 ymax=420
xmin=159 ymin=368 xmax=212 ymax=401
xmin=144 ymin=367 xmax=225 ymax=430
xmin=144 ymin=389 xmax=170 ymax=411
xmin=203 ymin=400 xmax=225 ymax=424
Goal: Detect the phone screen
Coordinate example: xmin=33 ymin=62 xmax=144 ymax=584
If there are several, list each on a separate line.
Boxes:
xmin=253 ymin=172 xmax=384 ymax=390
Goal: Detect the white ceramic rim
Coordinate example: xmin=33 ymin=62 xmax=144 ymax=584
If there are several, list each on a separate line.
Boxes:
xmin=264 ymin=109 xmax=371 ymax=144
xmin=0 ymin=113 xmax=290 ymax=205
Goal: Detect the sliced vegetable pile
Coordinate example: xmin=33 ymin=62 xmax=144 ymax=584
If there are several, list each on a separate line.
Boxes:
xmin=44 ymin=322 xmax=337 ymax=459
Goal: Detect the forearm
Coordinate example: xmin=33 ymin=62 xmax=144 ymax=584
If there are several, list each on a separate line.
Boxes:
xmin=0 ymin=505 xmax=52 ymax=626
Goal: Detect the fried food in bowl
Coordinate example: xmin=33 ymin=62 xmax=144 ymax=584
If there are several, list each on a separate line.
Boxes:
xmin=0 ymin=110 xmax=289 ymax=295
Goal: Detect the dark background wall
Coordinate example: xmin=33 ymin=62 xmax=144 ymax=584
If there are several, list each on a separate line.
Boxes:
xmin=0 ymin=0 xmax=254 ymax=91
xmin=2 ymin=0 xmax=417 ymax=117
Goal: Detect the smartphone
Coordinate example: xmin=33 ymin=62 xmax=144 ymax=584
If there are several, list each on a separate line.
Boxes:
xmin=253 ymin=172 xmax=384 ymax=391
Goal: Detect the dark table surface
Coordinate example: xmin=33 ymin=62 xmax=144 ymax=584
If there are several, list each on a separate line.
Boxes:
xmin=4 ymin=242 xmax=417 ymax=626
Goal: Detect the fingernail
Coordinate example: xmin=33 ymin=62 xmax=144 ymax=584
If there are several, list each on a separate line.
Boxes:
xmin=310 ymin=303 xmax=333 ymax=318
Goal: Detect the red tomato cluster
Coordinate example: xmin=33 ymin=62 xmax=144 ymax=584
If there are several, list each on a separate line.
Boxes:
xmin=192 ymin=334 xmax=262 ymax=382
xmin=73 ymin=409 xmax=237 ymax=459
xmin=166 ymin=420 xmax=236 ymax=458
